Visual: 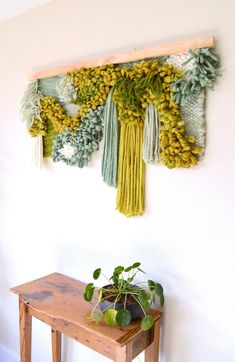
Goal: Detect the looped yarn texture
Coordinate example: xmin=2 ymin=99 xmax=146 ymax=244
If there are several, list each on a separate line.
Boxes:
xmin=172 ymin=48 xmax=220 ymax=104
xmin=20 ymin=80 xmax=43 ymax=130
xmin=52 ymin=106 xmax=103 ymax=167
xmin=20 ymin=48 xmax=221 ymax=217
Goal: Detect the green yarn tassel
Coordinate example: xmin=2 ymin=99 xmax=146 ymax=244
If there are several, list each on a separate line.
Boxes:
xmin=172 ymin=47 xmax=221 ymax=104
xmin=142 ymin=105 xmax=159 ymax=164
xmin=102 ymin=88 xmax=119 ymax=187
xmin=20 ymin=80 xmax=43 ymax=129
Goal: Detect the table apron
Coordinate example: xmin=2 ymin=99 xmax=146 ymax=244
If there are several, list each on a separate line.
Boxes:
xmin=27 ymin=306 xmax=117 ymax=360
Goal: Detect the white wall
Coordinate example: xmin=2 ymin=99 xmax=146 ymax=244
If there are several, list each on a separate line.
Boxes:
xmin=0 ymin=0 xmax=235 ymax=361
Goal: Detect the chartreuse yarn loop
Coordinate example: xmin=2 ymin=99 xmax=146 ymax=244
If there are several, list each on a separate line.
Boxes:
xmin=20 ymin=47 xmax=221 ymax=217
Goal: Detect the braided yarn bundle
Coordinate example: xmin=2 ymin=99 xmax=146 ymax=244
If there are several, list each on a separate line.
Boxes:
xmin=20 ymin=47 xmax=221 ymax=217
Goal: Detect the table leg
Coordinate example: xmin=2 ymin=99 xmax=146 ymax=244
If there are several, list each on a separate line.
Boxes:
xmin=145 ymin=319 xmax=160 ymax=362
xmin=19 ymin=299 xmax=32 ymax=362
xmin=51 ymin=328 xmax=61 ymax=362
xmin=116 ymin=343 xmax=132 ymax=362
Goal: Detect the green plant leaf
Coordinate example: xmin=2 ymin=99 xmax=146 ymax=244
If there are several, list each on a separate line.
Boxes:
xmin=111 ymin=275 xmax=119 ymax=284
xmin=154 ymin=283 xmax=164 ymax=296
xmin=104 ymin=309 xmax=118 ymax=326
xmin=124 ymin=265 xmax=133 ymax=272
xmin=148 ymin=280 xmax=156 ymax=291
xmin=93 ymin=268 xmax=101 ymax=280
xmin=132 ymin=262 xmax=141 ymax=268
xmin=84 ymin=283 xmax=94 ymax=302
xmin=151 ymin=283 xmax=164 ymax=307
xmin=160 ymin=294 xmax=165 ymax=308
xmin=116 ymin=309 xmax=132 ymax=327
xmin=114 ymin=266 xmax=124 ymax=274
xmin=141 ymin=315 xmax=154 ymax=331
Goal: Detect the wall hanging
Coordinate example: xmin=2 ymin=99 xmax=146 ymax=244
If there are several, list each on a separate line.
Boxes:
xmin=21 ymin=36 xmax=221 ymax=217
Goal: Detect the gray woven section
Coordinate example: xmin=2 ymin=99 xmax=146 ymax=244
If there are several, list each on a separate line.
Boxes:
xmin=180 ymin=91 xmax=206 ymax=157
xmin=39 ymin=77 xmax=80 ymax=116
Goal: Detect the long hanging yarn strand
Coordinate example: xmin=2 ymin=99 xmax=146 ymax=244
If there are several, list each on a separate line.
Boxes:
xmin=32 ymin=135 xmax=43 ymax=168
xmin=20 ymin=80 xmax=45 ymax=168
xmin=102 ymin=88 xmax=119 ymax=187
xmin=20 ymin=80 xmax=43 ymax=130
xmin=116 ymin=123 xmax=145 ymax=217
xmin=142 ymin=104 xmax=160 ymax=164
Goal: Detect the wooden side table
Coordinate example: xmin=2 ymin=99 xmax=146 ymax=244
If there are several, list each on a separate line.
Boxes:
xmin=11 ymin=273 xmax=161 ymax=362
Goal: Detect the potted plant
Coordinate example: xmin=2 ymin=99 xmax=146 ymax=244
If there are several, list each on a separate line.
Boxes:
xmin=83 ymin=262 xmax=164 ymax=331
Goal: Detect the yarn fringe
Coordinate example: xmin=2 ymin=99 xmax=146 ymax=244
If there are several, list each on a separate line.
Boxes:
xmin=20 ymin=80 xmax=43 ymax=130
xmin=32 ymin=135 xmax=43 ymax=168
xmin=142 ymin=104 xmax=159 ymax=164
xmin=102 ymin=88 xmax=119 ymax=187
xmin=116 ymin=123 xmax=145 ymax=217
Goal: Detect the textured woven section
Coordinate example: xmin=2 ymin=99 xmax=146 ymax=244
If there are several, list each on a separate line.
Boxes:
xmin=167 ymin=54 xmax=206 ymax=154
xmin=167 ymin=53 xmax=195 ymax=72
xmin=39 ymin=77 xmax=79 ymax=116
xmin=181 ymin=91 xmax=205 ymax=153
xmin=52 ymin=106 xmax=104 ymax=167
xmin=39 ymin=77 xmax=80 ymax=157
xmin=43 ymin=120 xmax=58 ymax=157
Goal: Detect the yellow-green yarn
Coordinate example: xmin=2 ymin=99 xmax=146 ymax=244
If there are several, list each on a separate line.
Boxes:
xmin=29 ymin=115 xmax=47 ymax=137
xmin=156 ymin=96 xmax=201 ymax=168
xmin=68 ymin=64 xmax=122 ymax=116
xmin=29 ymin=95 xmax=82 ymax=137
xmin=43 ymin=120 xmax=58 ymax=157
xmin=116 ymin=123 xmax=144 ymax=217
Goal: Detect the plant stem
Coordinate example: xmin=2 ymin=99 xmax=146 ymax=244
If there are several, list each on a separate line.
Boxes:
xmin=132 ymin=294 xmax=147 ymax=316
xmin=124 ymin=293 xmax=127 ymax=310
xmin=90 ymin=293 xmax=118 ymax=318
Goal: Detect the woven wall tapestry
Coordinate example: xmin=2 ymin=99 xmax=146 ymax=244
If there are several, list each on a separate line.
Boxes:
xmin=21 ymin=41 xmax=221 ymax=217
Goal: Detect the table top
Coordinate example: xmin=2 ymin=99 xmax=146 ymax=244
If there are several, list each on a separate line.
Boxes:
xmin=11 ymin=272 xmax=160 ymax=346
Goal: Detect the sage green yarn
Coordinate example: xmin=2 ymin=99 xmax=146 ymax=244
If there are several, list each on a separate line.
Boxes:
xmin=52 ymin=106 xmax=104 ymax=167
xmin=142 ymin=104 xmax=159 ymax=164
xmin=172 ymin=48 xmax=221 ymax=104
xmin=101 ymin=88 xmax=119 ymax=187
xmin=21 ymin=80 xmax=43 ymax=130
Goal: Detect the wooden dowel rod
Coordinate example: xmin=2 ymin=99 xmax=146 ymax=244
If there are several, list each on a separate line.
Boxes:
xmin=29 ymin=36 xmax=215 ymax=80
